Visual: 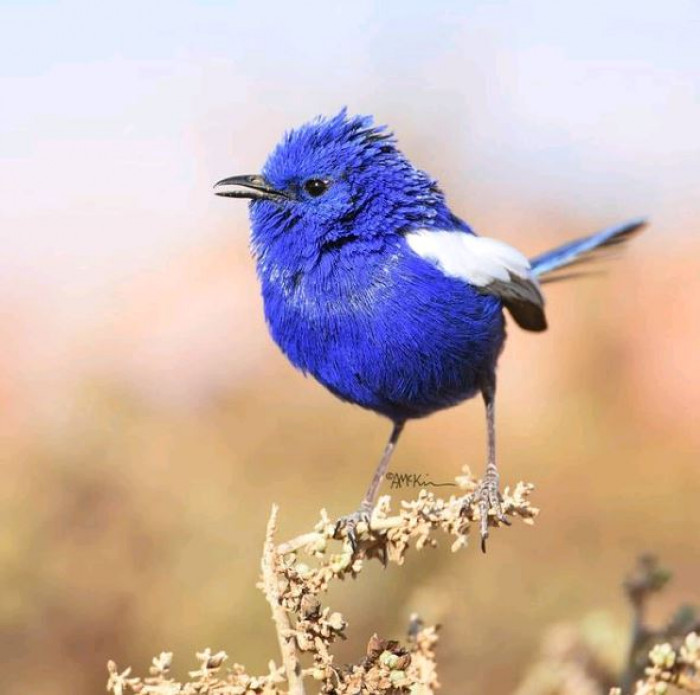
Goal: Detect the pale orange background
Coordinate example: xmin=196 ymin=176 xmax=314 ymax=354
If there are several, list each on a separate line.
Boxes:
xmin=1 ymin=2 xmax=699 ymax=694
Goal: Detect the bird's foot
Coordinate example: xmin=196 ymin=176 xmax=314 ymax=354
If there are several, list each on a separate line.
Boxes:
xmin=461 ymin=471 xmax=511 ymax=553
xmin=334 ymin=501 xmax=373 ymax=554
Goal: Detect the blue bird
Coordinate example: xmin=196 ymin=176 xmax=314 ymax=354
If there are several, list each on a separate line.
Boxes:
xmin=214 ymin=109 xmax=645 ymax=550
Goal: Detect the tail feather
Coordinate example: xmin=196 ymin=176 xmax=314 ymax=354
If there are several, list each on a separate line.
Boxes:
xmin=530 ymin=219 xmax=647 ymax=280
xmin=537 ymin=269 xmax=607 ymax=285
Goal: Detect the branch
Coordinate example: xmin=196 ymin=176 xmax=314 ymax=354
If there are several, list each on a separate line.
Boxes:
xmin=620 ymin=556 xmax=700 ymax=695
xmin=279 ymin=471 xmax=537 ymax=557
xmin=617 ymin=632 xmax=700 ymax=695
xmin=512 ymin=556 xmax=699 ymax=695
xmin=106 ymin=469 xmax=539 ymax=694
xmin=620 ymin=555 xmax=673 ymax=692
xmin=261 ymin=505 xmax=305 ymax=695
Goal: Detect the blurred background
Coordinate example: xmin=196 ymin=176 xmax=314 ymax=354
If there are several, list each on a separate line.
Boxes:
xmin=1 ymin=1 xmax=699 ymax=693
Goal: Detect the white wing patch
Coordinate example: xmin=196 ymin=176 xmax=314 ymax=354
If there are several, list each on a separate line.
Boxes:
xmin=405 ymin=229 xmax=535 ymax=287
xmin=405 ymin=228 xmax=548 ymax=331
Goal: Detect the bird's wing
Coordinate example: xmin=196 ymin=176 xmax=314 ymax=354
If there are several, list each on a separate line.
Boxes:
xmin=405 ymin=229 xmax=547 ymax=331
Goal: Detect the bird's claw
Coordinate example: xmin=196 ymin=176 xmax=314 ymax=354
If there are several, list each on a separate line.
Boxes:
xmin=461 ymin=472 xmax=510 ymax=553
xmin=334 ymin=503 xmax=372 ymax=554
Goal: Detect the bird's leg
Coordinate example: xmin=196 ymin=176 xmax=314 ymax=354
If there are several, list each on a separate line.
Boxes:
xmin=464 ymin=375 xmax=510 ymax=552
xmin=335 ymin=420 xmax=405 ymax=551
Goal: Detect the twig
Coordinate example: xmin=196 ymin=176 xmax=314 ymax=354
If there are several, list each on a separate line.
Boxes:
xmin=261 ymin=505 xmax=306 ymax=695
xmin=278 ymin=474 xmax=538 ymax=557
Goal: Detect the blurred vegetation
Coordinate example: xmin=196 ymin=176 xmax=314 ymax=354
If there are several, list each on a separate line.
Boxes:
xmin=1 ymin=235 xmax=699 ymax=695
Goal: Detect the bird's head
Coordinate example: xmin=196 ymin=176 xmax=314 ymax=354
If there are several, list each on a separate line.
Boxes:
xmin=215 ymin=110 xmax=448 ymax=264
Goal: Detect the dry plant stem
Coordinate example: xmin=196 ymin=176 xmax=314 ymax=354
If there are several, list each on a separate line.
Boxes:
xmin=618 ymin=556 xmax=700 ymax=695
xmin=277 ymin=479 xmax=535 ymax=556
xmin=106 ymin=472 xmax=539 ymax=694
xmin=278 ymin=513 xmax=406 ymax=555
xmin=261 ymin=505 xmax=306 ymax=695
xmin=621 ymin=555 xmax=674 ymax=693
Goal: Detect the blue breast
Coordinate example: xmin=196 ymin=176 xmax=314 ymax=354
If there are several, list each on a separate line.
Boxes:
xmin=258 ymin=237 xmax=506 ymax=421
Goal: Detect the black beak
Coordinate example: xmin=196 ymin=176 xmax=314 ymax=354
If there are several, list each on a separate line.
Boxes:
xmin=213 ymin=174 xmax=286 ymax=201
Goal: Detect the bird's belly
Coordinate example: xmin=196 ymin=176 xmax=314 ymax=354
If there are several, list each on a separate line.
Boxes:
xmin=263 ymin=262 xmax=506 ymax=421
xmin=322 ymin=304 xmax=504 ymax=420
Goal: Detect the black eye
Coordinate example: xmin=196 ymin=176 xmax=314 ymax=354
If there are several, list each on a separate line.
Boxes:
xmin=303 ymin=178 xmax=329 ymax=197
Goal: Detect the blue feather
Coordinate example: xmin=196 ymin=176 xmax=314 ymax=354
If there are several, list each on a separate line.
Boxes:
xmin=215 ymin=110 xmax=647 ymax=546
xmin=216 ymin=110 xmax=645 ymax=424
xmin=530 ymin=218 xmax=647 ymax=279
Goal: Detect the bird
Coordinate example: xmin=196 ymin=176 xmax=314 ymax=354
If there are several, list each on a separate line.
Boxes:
xmin=214 ymin=109 xmax=645 ymax=551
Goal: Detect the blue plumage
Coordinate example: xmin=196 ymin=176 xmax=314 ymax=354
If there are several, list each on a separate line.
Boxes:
xmin=215 ymin=109 xmax=645 ymax=549
xmin=259 ymin=231 xmax=504 ymax=420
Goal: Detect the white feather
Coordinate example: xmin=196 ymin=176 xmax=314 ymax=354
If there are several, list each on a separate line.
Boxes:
xmin=405 ymin=229 xmax=537 ymax=288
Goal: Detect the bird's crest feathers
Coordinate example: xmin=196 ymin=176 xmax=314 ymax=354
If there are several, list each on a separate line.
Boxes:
xmin=250 ymin=110 xmax=451 ymax=268
xmin=262 ymin=109 xmax=398 ymax=187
